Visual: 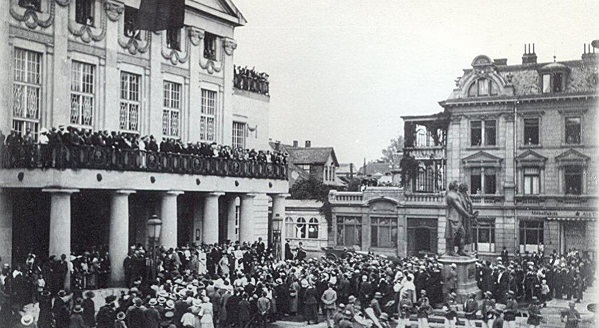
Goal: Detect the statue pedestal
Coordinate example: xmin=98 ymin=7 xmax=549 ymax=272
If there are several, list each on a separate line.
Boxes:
xmin=438 ymin=255 xmax=480 ymax=303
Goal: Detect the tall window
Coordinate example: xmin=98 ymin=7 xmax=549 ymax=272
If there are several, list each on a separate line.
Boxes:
xmin=75 ymin=0 xmax=95 ymax=26
xmin=204 ymin=33 xmax=217 ymax=60
xmin=123 ymin=6 xmax=140 ymax=39
xmin=473 ymin=218 xmax=495 ymax=253
xmin=308 ymin=218 xmax=319 ymax=239
xmin=119 ymin=72 xmax=141 ymax=132
xmin=295 ymin=217 xmax=306 ymax=239
xmin=285 ymin=217 xmax=293 ymax=239
xmin=471 ymin=120 xmax=496 ymax=146
xmin=162 ymin=81 xmax=181 ymax=137
xmin=371 ymin=217 xmax=398 ymax=248
xmin=70 ymin=61 xmax=95 ymax=126
xmin=523 ymin=118 xmax=539 ymax=145
xmin=13 ymin=48 xmax=42 ymax=137
xmin=523 ymin=167 xmax=540 ymax=195
xmin=18 ymin=0 xmax=41 ymax=11
xmin=336 ymin=216 xmax=362 ymax=246
xmin=564 ymin=165 xmax=583 ymax=195
xmin=519 ymin=220 xmax=544 ymax=253
xmin=200 ymin=89 xmax=216 ymax=142
xmin=565 ymin=117 xmax=581 ymax=144
xmin=232 ymin=122 xmax=246 ymax=149
xmin=166 ymin=28 xmax=181 ymax=51
xmin=468 ymin=79 xmax=499 ymax=97
xmin=471 ymin=167 xmax=496 ymax=195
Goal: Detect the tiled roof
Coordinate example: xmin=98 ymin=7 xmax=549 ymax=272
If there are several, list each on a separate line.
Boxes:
xmin=285 ymin=147 xmax=338 ymax=166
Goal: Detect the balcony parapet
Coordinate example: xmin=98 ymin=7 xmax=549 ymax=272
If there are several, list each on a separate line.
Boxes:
xmin=1 ymin=145 xmax=288 ymax=180
xmin=403 ymin=146 xmax=446 ymax=160
xmin=471 ymin=194 xmax=505 ymax=205
xmin=404 ymin=192 xmax=445 ymax=204
xmin=329 ymin=191 xmax=363 ymax=203
xmin=515 ymin=194 xmax=598 ymax=207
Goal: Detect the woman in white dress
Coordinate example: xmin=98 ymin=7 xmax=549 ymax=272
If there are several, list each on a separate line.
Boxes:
xmin=199 ymin=296 xmax=215 ymax=328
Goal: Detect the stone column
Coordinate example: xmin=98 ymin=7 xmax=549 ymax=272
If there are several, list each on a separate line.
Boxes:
xmin=239 ymin=193 xmax=258 ymax=244
xmin=109 ymin=190 xmax=135 ymax=287
xmin=203 ymin=192 xmax=224 ymax=245
xmin=0 ymin=190 xmax=13 ymax=267
xmin=160 ymin=190 xmax=183 ymax=249
xmin=271 ymin=194 xmax=289 ymax=259
xmin=44 ymin=188 xmax=78 ymax=291
xmin=226 ymin=195 xmax=238 ymax=242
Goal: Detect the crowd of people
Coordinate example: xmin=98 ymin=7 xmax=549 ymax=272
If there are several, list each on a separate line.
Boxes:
xmin=233 ymin=66 xmax=270 ymax=95
xmin=0 ymin=240 xmax=594 ymax=328
xmin=0 ymin=127 xmax=288 ymax=171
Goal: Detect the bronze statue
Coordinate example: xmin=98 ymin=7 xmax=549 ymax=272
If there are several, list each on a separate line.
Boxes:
xmin=444 ymin=181 xmax=478 ymax=256
xmin=458 ymin=182 xmax=476 ymax=254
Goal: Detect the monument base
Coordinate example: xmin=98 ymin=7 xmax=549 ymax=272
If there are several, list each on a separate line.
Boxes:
xmin=438 ymin=255 xmax=480 ymax=304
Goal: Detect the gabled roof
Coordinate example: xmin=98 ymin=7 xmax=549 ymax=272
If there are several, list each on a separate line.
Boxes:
xmin=555 ymin=148 xmax=590 ymax=164
xmin=462 ymin=151 xmax=502 ymax=167
xmin=286 ymin=147 xmax=339 ymax=166
xmin=359 ymin=162 xmax=396 ymax=176
xmin=189 ymin=0 xmax=247 ymax=26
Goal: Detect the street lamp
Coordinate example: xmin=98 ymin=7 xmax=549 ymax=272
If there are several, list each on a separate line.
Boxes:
xmin=146 ymin=215 xmax=162 ymax=281
xmin=272 ymin=214 xmax=282 ymax=260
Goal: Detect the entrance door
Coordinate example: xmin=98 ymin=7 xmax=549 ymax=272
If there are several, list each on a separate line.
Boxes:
xmin=407 ymin=218 xmax=438 ymax=256
xmin=415 ymin=228 xmax=431 ymax=253
xmin=563 ymin=221 xmax=587 ymax=251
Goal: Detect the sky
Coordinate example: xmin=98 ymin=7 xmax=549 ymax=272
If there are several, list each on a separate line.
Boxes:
xmin=231 ymin=0 xmax=599 ymax=167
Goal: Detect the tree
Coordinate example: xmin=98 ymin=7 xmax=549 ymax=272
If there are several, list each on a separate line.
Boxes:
xmin=289 ymin=176 xmax=336 ymax=231
xmin=381 ymin=136 xmax=404 ymax=162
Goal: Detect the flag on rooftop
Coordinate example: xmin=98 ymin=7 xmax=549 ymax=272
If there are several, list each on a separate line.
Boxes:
xmin=136 ymin=0 xmax=185 ymax=32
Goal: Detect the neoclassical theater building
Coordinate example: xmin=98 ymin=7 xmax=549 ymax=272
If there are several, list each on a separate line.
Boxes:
xmin=330 ymin=45 xmax=598 ymax=259
xmin=0 ymin=0 xmax=288 ymax=286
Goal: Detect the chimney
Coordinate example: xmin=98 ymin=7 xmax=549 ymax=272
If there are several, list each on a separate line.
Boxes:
xmin=274 ymin=141 xmax=280 ymax=151
xmin=349 ymin=163 xmax=354 ymax=178
xmin=292 ymin=140 xmax=298 ymax=147
xmin=494 ymin=58 xmax=507 ymax=66
xmin=522 ymin=43 xmax=537 ymax=65
xmin=582 ymin=42 xmax=599 ymax=62
xmin=305 ymin=140 xmax=311 ymax=148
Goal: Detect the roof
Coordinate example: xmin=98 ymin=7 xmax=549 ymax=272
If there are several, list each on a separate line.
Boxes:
xmin=444 ymin=54 xmax=598 ymax=105
xmin=285 ymin=147 xmax=339 ymax=166
xmin=190 ymin=0 xmax=247 ymax=26
xmin=359 ymin=162 xmax=396 ymax=176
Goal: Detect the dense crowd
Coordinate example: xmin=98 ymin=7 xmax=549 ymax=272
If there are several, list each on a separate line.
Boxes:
xmin=0 ymin=241 xmax=594 ymax=328
xmin=233 ymin=66 xmax=270 ymax=95
xmin=0 ymin=127 xmax=288 ymax=169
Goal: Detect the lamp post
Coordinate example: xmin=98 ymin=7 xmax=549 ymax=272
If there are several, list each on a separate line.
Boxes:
xmin=272 ymin=214 xmax=282 ymax=261
xmin=146 ymin=214 xmax=162 ymax=281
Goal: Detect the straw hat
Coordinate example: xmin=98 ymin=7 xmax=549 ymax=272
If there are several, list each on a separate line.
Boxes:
xmin=116 ymin=312 xmax=126 ymax=320
xmin=73 ymin=305 xmax=83 ymax=313
xmin=21 ymin=314 xmax=34 ymax=326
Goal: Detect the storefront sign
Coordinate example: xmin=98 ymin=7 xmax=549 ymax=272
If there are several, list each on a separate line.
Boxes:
xmin=523 ymin=210 xmax=598 ymax=218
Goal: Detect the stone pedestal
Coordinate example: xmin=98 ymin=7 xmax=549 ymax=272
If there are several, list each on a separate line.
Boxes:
xmin=438 ymin=255 xmax=480 ymax=303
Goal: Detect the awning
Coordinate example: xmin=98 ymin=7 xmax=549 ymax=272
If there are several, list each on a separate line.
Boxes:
xmin=547 ymin=217 xmax=596 ymax=222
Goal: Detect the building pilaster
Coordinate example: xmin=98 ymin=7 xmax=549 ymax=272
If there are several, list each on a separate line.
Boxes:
xmin=0 ymin=190 xmax=13 ymax=267
xmin=202 ymin=192 xmax=224 ymax=244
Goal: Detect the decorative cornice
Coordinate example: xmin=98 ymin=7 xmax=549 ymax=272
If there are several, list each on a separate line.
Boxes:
xmin=10 ymin=0 xmax=55 ymax=29
xmin=67 ymin=40 xmax=106 ymax=58
xmin=9 ymin=25 xmax=54 ymax=45
xmin=189 ymin=27 xmax=204 ymax=46
xmin=55 ymin=0 xmax=71 ymax=6
xmin=223 ymin=38 xmax=237 ymax=56
xmin=118 ymin=32 xmax=151 ymax=55
xmin=104 ymin=1 xmax=124 ymax=22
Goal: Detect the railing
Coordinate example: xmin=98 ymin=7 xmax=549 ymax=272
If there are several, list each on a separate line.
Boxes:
xmin=329 ymin=192 xmax=363 ymax=203
xmin=403 ymin=146 xmax=445 ymax=160
xmin=0 ymin=144 xmax=288 ymax=180
xmin=471 ymin=194 xmax=505 ymax=204
xmin=404 ymin=192 xmax=445 ymax=203
xmin=515 ymin=194 xmax=597 ymax=206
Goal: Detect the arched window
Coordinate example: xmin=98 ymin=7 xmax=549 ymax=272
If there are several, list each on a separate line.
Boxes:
xmin=296 ymin=217 xmax=306 ymax=238
xmin=308 ymin=218 xmax=319 ymax=239
xmin=468 ymin=79 xmax=499 ymax=97
xmin=285 ymin=217 xmax=294 ymax=238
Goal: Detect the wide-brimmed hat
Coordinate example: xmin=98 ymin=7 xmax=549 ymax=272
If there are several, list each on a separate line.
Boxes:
xmin=166 ymin=300 xmax=175 ymax=309
xmin=58 ymin=290 xmax=67 ymax=297
xmin=484 ymin=291 xmax=493 ymax=298
xmin=21 ymin=314 xmax=34 ymax=326
xmin=164 ymin=311 xmax=174 ymax=318
xmin=148 ymin=298 xmax=158 ymax=306
xmin=116 ymin=312 xmax=126 ymax=320
xmin=193 ymin=298 xmax=202 ymax=307
xmin=158 ymin=296 xmax=167 ymax=304
xmin=374 ymin=292 xmax=383 ymax=299
xmin=73 ymin=305 xmax=83 ymax=313
xmin=158 ymin=290 xmax=169 ymax=298
xmin=379 ymin=313 xmax=389 ymax=321
xmin=348 ymin=295 xmax=356 ymax=303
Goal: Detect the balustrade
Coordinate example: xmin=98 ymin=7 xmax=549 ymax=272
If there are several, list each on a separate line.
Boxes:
xmin=0 ymin=144 xmax=288 ymax=180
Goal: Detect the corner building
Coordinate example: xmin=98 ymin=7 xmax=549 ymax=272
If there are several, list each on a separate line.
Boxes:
xmin=0 ymin=0 xmax=288 ymax=286
xmin=330 ymin=45 xmax=598 ymax=259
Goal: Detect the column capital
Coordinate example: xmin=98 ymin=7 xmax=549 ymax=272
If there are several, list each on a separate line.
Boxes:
xmin=42 ymin=188 xmax=79 ymax=194
xmin=270 ymin=193 xmax=290 ymax=199
xmin=205 ymin=192 xmax=225 ymax=198
xmin=241 ymin=193 xmax=260 ymax=199
xmin=163 ymin=190 xmax=184 ymax=196
xmin=114 ymin=189 xmax=136 ymax=195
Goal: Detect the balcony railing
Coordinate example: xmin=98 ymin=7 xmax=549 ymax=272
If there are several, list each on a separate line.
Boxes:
xmin=404 ymin=192 xmax=445 ymax=203
xmin=1 ymin=144 xmax=288 ymax=180
xmin=471 ymin=194 xmax=505 ymax=204
xmin=515 ymin=194 xmax=597 ymax=207
xmin=329 ymin=192 xmax=363 ymax=203
xmin=403 ymin=146 xmax=446 ymax=160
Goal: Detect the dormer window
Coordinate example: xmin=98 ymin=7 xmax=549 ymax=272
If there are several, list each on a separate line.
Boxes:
xmin=204 ymin=33 xmax=217 ymax=60
xmin=18 ymin=0 xmax=41 ymax=11
xmin=166 ymin=28 xmax=181 ymax=51
xmin=75 ymin=0 xmax=95 ymax=26
xmin=468 ymin=78 xmax=499 ymax=97
xmin=542 ymin=72 xmax=564 ymax=93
